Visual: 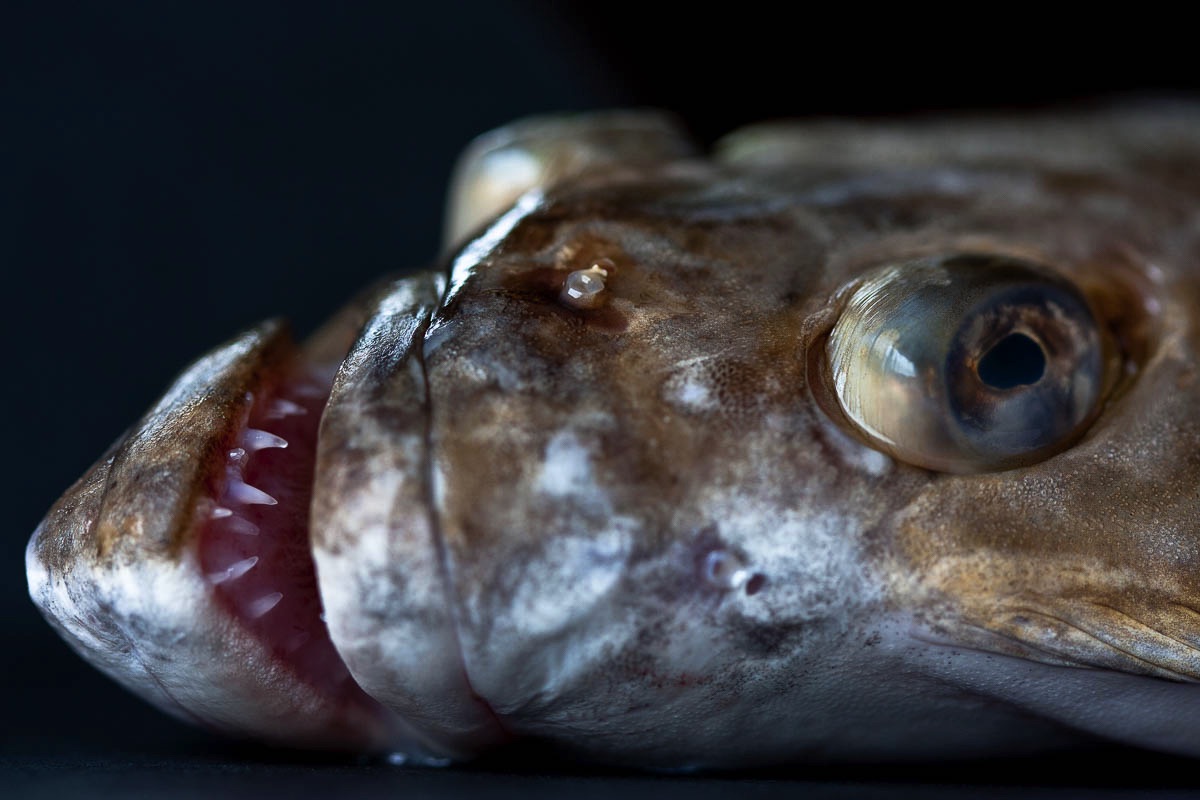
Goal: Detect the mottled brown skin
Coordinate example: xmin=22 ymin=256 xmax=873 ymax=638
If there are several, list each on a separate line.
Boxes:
xmin=406 ymin=107 xmax=1200 ymax=763
xmin=731 ymin=119 xmax=1200 ymax=678
xmin=27 ymin=106 xmax=1200 ymax=767
xmin=37 ymin=323 xmax=288 ymax=571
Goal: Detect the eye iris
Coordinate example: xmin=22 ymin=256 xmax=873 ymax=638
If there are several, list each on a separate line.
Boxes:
xmin=824 ymin=254 xmax=1107 ymax=473
xmin=977 ymin=333 xmax=1046 ymax=390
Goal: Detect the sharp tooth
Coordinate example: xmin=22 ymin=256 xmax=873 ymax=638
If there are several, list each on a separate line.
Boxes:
xmin=222 ymin=516 xmax=260 ymax=536
xmin=284 ymin=630 xmax=311 ymax=653
xmin=266 ymin=399 xmax=306 ymax=419
xmin=207 ymin=556 xmax=259 ymax=585
xmin=292 ymin=381 xmax=327 ymax=398
xmin=226 ymin=480 xmax=277 ymax=506
xmin=241 ymin=428 xmax=288 ymax=451
xmin=228 ymin=447 xmax=247 ymax=463
xmin=210 ymin=506 xmax=233 ymax=519
xmin=247 ymin=592 xmax=283 ymax=618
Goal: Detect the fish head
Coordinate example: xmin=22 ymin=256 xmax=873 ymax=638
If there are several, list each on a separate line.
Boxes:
xmin=27 ymin=107 xmax=1200 ymax=768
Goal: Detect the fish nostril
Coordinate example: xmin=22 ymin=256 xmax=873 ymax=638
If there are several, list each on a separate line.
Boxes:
xmin=744 ymin=573 xmax=767 ymax=596
xmin=702 ymin=549 xmax=747 ymax=591
xmin=701 ymin=549 xmax=765 ymax=594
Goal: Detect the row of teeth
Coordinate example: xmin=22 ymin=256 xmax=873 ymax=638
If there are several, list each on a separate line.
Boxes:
xmin=204 ymin=395 xmax=298 ymax=620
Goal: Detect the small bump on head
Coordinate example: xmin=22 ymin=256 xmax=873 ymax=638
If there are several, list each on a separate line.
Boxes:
xmin=559 ymin=259 xmax=614 ymax=310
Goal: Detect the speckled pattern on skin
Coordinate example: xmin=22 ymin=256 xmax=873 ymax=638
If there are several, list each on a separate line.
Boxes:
xmin=26 ymin=106 xmax=1200 ymax=769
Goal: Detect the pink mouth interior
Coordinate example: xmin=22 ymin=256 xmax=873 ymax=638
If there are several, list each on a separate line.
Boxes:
xmin=195 ymin=363 xmax=371 ymax=707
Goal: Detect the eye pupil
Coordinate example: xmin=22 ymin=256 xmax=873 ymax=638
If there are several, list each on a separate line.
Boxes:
xmin=977 ymin=333 xmax=1046 ymax=390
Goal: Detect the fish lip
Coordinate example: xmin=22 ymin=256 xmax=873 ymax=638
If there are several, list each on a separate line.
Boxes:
xmin=309 ymin=270 xmax=512 ymax=758
xmin=27 ymin=321 xmax=291 ymax=580
xmin=416 ymin=312 xmax=516 ymax=747
xmin=419 ymin=268 xmax=523 ymax=750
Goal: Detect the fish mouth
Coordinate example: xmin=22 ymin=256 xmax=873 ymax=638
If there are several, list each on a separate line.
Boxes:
xmin=194 ymin=353 xmax=368 ymax=713
xmin=26 ymin=319 xmax=438 ymax=756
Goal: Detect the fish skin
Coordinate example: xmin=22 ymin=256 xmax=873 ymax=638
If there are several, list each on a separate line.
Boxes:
xmin=310 ymin=269 xmax=510 ymax=759
xmin=26 ymin=105 xmax=1200 ymax=767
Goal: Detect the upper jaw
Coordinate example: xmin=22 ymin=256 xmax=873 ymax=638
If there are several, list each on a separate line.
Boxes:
xmin=311 ymin=270 xmax=511 ymax=757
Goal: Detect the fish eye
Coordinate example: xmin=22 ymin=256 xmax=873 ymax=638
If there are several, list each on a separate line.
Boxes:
xmin=823 ymin=253 xmax=1108 ymax=473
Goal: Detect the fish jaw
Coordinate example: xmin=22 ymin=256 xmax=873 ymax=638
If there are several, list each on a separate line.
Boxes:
xmin=24 ymin=319 xmax=439 ymax=756
xmin=310 ymin=271 xmax=510 ymax=758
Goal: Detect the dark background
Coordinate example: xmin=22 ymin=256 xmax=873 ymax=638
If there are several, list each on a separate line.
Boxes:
xmin=2 ymin=2 xmax=1197 ymax=796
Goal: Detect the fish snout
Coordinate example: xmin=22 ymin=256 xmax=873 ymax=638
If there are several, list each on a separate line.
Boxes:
xmin=24 ymin=319 xmax=433 ymax=755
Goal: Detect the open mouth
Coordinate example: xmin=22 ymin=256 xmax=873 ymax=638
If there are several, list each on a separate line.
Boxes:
xmin=194 ymin=357 xmax=370 ymax=707
xmin=26 ymin=318 xmax=413 ymax=752
xmin=30 ymin=308 xmax=483 ymax=758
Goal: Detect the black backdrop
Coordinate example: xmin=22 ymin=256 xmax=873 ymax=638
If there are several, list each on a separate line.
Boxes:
xmin=3 ymin=2 xmax=1197 ymax=796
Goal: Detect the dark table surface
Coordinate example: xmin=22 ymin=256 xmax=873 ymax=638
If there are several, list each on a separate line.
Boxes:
xmin=8 ymin=651 xmax=1200 ymax=800
xmin=4 ymin=3 xmax=1199 ymax=797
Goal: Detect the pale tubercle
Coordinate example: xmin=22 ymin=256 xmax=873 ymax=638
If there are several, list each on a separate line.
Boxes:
xmin=560 ymin=260 xmax=613 ymax=310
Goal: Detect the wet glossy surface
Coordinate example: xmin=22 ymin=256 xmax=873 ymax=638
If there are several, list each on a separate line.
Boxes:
xmin=8 ymin=0 xmax=1200 ymax=793
xmin=25 ymin=105 xmax=1200 ymax=768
